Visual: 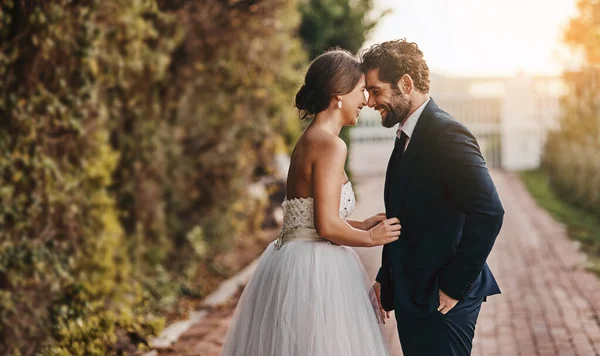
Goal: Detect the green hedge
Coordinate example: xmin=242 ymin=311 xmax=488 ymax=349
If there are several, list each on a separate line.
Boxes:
xmin=544 ymin=135 xmax=600 ymax=215
xmin=543 ymin=67 xmax=600 ymax=216
xmin=543 ymin=0 xmax=600 ymax=218
xmin=0 ymin=0 xmax=303 ymax=354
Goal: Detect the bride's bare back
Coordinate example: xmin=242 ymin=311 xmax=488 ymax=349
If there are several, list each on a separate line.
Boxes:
xmin=285 ymin=124 xmax=347 ymax=201
xmin=283 ymin=121 xmax=400 ymax=250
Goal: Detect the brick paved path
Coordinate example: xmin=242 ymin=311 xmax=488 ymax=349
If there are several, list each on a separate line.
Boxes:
xmin=471 ymin=173 xmax=600 ymax=356
xmin=158 ymin=171 xmax=600 ymax=356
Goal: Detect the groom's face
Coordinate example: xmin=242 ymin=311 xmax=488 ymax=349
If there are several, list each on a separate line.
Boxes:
xmin=365 ymin=69 xmax=412 ymax=128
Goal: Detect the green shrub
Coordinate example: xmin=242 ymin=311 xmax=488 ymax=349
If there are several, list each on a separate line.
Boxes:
xmin=0 ymin=0 xmax=303 ymax=354
xmin=543 ymin=0 xmax=600 ymax=218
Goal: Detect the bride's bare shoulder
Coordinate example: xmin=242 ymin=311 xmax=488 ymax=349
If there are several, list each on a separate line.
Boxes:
xmin=300 ymin=129 xmax=347 ymax=158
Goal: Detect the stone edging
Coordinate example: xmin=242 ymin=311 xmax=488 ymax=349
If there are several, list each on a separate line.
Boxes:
xmin=143 ymin=258 xmax=260 ymax=353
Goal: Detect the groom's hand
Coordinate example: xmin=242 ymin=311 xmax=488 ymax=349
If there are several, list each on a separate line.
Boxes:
xmin=373 ymin=282 xmax=392 ymax=323
xmin=437 ymin=289 xmax=458 ymax=314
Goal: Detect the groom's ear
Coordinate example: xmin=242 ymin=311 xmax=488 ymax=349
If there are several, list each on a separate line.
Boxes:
xmin=398 ymin=74 xmax=413 ymax=95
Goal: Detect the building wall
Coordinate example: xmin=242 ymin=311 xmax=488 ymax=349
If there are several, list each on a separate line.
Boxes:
xmin=350 ymin=73 xmax=563 ymax=171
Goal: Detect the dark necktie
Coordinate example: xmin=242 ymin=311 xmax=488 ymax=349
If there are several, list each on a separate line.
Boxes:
xmin=392 ymin=131 xmax=409 ymax=164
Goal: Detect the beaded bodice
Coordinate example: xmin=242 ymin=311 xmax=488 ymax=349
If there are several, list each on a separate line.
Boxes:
xmin=280 ymin=181 xmax=355 ymax=234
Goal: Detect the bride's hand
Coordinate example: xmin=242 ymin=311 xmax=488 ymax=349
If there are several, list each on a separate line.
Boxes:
xmin=362 ymin=212 xmax=387 ymax=230
xmin=368 ymin=218 xmax=401 ymax=246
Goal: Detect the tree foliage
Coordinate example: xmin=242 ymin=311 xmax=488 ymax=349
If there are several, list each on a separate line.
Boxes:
xmin=0 ymin=0 xmax=303 ymax=354
xmin=298 ymin=0 xmax=383 ymax=59
xmin=543 ymin=0 xmax=600 ymax=214
xmin=559 ymin=0 xmax=600 ymax=141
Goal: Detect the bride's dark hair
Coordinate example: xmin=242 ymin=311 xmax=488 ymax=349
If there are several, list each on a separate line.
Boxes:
xmin=295 ymin=48 xmax=362 ymax=120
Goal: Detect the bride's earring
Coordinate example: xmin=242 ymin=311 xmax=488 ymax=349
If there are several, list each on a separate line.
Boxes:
xmin=337 ymin=99 xmax=342 ymax=109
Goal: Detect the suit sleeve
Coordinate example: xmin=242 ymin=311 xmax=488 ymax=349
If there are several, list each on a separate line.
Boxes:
xmin=376 ymin=246 xmax=388 ymax=283
xmin=437 ymin=120 xmax=505 ymax=301
xmin=376 ymin=267 xmax=384 ymax=283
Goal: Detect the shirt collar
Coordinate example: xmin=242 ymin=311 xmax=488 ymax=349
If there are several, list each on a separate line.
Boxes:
xmin=396 ymin=98 xmax=431 ymax=139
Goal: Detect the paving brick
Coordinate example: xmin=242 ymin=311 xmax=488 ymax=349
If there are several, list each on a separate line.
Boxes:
xmin=159 ymin=172 xmax=600 ymax=356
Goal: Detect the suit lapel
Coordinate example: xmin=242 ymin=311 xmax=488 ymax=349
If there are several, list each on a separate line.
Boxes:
xmin=390 ymin=98 xmax=439 ymax=207
xmin=384 ymin=139 xmax=399 ymax=216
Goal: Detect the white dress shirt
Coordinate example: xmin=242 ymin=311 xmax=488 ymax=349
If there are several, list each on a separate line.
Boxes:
xmin=396 ymin=98 xmax=431 ymax=152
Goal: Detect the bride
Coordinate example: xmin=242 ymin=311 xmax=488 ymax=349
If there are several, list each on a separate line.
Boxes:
xmin=220 ymin=49 xmax=401 ymax=356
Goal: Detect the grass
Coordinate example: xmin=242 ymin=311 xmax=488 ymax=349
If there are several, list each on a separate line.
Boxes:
xmin=520 ymin=169 xmax=600 ymax=275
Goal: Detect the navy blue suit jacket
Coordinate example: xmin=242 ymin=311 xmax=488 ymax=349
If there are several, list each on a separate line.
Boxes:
xmin=376 ymin=98 xmax=504 ymax=313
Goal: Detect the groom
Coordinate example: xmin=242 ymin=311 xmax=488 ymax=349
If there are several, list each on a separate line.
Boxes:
xmin=361 ymin=39 xmax=504 ymax=356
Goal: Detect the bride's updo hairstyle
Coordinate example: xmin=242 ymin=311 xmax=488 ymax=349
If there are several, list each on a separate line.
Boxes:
xmin=295 ymin=48 xmax=362 ymax=120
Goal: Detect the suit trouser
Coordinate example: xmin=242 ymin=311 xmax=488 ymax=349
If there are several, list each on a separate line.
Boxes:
xmin=396 ymin=297 xmax=484 ymax=356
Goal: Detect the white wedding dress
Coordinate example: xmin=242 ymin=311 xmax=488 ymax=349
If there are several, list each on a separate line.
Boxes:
xmin=220 ymin=181 xmax=391 ymax=356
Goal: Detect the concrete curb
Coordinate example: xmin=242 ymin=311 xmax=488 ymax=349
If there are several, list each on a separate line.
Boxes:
xmin=143 ymin=258 xmax=260 ymax=353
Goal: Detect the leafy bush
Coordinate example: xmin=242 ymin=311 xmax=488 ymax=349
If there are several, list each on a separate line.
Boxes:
xmin=543 ymin=0 xmax=600 ymax=216
xmin=0 ymin=0 xmax=303 ymax=354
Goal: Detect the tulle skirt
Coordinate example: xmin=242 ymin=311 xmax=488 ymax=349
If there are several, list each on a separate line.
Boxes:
xmin=220 ymin=232 xmax=391 ymax=356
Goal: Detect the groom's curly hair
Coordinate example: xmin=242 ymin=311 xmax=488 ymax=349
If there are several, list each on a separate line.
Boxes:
xmin=360 ymin=39 xmax=430 ymax=93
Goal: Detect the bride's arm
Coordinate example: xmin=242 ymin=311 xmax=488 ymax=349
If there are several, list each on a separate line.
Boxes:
xmin=312 ymin=137 xmax=400 ymax=247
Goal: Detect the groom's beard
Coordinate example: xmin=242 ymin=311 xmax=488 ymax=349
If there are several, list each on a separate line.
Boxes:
xmin=380 ymin=93 xmax=411 ymax=128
